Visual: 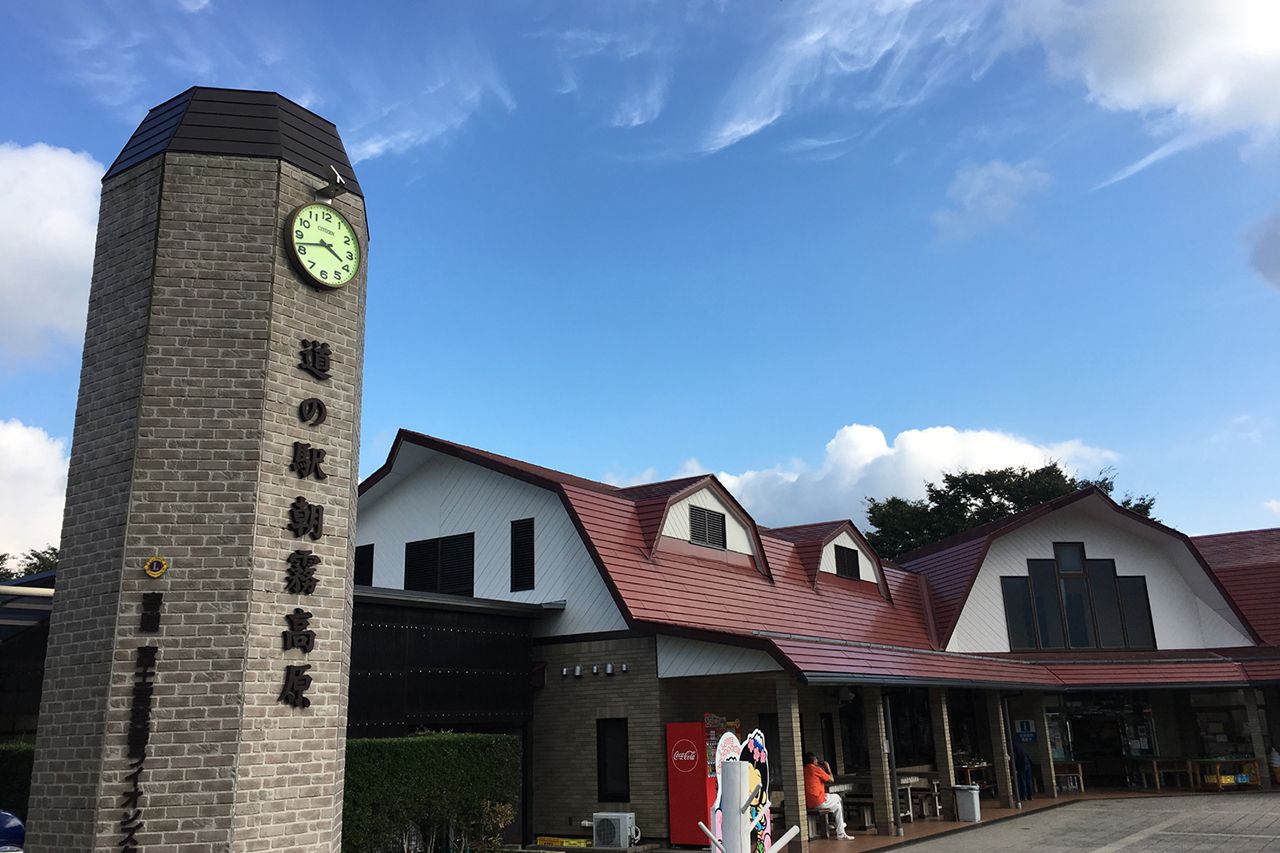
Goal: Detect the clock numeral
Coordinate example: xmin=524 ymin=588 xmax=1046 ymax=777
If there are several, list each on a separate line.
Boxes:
xmin=301 ymin=219 xmax=311 ymax=229
xmin=342 ymin=264 xmax=351 ymax=273
xmin=295 ymin=229 xmax=304 ymax=239
xmin=346 ymin=252 xmax=354 ymax=260
xmin=322 ymin=211 xmax=333 ymax=223
xmin=320 ymin=270 xmax=329 ymax=280
xmin=307 ymin=260 xmax=315 ymax=270
xmin=298 ymin=246 xmax=307 ymax=255
xmin=333 ymin=272 xmax=342 ymax=282
xmin=343 ymin=236 xmax=351 ymax=246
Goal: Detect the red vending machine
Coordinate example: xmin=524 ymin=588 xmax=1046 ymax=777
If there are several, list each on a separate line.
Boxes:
xmin=666 ymin=722 xmax=707 ymax=846
xmin=666 ymin=716 xmax=740 ymax=846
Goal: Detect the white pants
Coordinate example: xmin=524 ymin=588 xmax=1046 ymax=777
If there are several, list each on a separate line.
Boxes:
xmin=815 ymin=793 xmax=848 ymax=837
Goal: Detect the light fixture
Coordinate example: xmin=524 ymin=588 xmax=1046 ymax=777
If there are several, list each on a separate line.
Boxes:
xmin=605 ymin=663 xmax=614 ymax=676
xmin=561 ymin=667 xmax=569 ymax=677
xmin=592 ymin=665 xmax=599 ymax=676
xmin=573 ymin=665 xmax=582 ymax=678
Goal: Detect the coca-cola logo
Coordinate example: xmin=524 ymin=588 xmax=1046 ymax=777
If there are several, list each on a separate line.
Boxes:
xmin=671 ymin=739 xmax=699 ymax=773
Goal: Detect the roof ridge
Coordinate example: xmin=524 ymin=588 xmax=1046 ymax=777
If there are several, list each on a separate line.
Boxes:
xmin=395 ymin=430 xmax=620 ymax=494
xmin=898 ymin=487 xmax=1100 ymax=565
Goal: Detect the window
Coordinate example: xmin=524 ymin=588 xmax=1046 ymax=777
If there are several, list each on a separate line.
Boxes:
xmin=597 ymin=718 xmax=630 ymax=801
xmin=1053 ymin=542 xmax=1086 ymax=574
xmin=354 ymin=544 xmax=374 ymax=586
xmin=403 ymin=533 xmax=475 ymax=596
xmin=689 ymin=505 xmax=727 ymax=549
xmin=1001 ymin=577 xmax=1037 ymax=650
xmin=1004 ymin=544 xmax=1157 ymax=651
xmin=1060 ymin=576 xmax=1095 ymax=648
xmin=1086 ymin=559 xmax=1126 ymax=648
xmin=1118 ymin=577 xmax=1156 ymax=649
xmin=834 ymin=545 xmax=861 ymax=579
xmin=1028 ymin=559 xmax=1066 ymax=649
xmin=511 ymin=518 xmax=535 ymax=592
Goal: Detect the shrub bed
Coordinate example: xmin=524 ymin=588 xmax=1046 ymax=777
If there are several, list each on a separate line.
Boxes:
xmin=343 ymin=732 xmax=520 ymax=853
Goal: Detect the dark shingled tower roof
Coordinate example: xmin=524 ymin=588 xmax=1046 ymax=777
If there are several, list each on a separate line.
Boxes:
xmin=104 ymin=86 xmax=362 ymax=195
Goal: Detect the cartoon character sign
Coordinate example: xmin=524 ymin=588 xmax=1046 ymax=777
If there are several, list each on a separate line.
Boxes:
xmin=710 ymin=729 xmax=772 ymax=853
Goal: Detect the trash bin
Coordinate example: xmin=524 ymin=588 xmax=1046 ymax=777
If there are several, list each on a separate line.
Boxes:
xmin=953 ymin=784 xmax=981 ymax=822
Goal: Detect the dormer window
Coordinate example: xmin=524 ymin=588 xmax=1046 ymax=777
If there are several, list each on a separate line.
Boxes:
xmin=834 ymin=545 xmax=860 ymax=580
xmin=689 ymin=505 xmax=726 ymax=549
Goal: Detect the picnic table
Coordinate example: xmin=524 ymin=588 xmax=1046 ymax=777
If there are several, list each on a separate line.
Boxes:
xmin=1190 ymin=758 xmax=1262 ymax=791
xmin=1127 ymin=757 xmax=1193 ymax=791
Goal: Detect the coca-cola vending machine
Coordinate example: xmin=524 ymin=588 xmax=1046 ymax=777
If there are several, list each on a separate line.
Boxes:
xmin=666 ymin=715 xmax=739 ymax=846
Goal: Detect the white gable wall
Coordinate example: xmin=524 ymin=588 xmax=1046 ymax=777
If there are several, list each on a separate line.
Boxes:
xmin=662 ymin=487 xmax=754 ymax=555
xmin=356 ymin=451 xmax=627 ymax=637
xmin=947 ymin=499 xmax=1254 ymax=653
xmin=819 ymin=530 xmax=875 ymax=580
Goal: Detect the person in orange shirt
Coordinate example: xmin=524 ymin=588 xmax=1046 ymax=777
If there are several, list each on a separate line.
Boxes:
xmin=803 ymin=752 xmax=851 ymax=839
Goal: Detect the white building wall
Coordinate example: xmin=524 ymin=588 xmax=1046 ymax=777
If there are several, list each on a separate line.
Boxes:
xmin=818 ymin=530 xmax=875 ymax=580
xmin=356 ymin=452 xmax=627 ymax=637
xmin=656 ymin=635 xmax=781 ymax=678
xmin=947 ymin=500 xmax=1254 ymax=653
xmin=662 ymin=488 xmax=754 ymax=555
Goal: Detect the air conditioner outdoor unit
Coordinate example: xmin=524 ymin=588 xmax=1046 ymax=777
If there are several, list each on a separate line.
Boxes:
xmin=592 ymin=812 xmax=636 ymax=849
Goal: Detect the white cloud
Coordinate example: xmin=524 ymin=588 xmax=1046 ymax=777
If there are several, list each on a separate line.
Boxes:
xmin=347 ymin=43 xmax=515 ymax=162
xmin=1265 ymin=500 xmax=1280 ymax=518
xmin=932 ymin=159 xmax=1051 ymax=240
xmin=709 ymin=423 xmax=1116 ymax=528
xmin=0 ymin=420 xmax=69 ymax=557
xmin=1010 ymin=0 xmax=1280 ymax=183
xmin=0 ymin=142 xmax=102 ymax=355
xmin=1247 ymin=212 xmax=1280 ymax=289
xmin=177 ymin=0 xmax=212 ymax=12
xmin=609 ymin=71 xmax=671 ymax=128
xmin=702 ymin=0 xmax=1002 ymax=152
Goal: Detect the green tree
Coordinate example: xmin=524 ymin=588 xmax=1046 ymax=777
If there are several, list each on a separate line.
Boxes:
xmin=0 ymin=545 xmax=59 ymax=581
xmin=866 ymin=463 xmax=1155 ymax=559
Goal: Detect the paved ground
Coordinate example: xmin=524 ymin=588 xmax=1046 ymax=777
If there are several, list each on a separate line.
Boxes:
xmin=907 ymin=793 xmax=1280 ymax=852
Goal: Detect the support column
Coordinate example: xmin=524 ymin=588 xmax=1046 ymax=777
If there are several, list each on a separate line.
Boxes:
xmin=985 ymin=691 xmax=1017 ymax=808
xmin=862 ymin=686 xmax=895 ymax=835
xmin=1243 ymin=689 xmax=1272 ymax=789
xmin=1029 ymin=695 xmax=1057 ymax=798
xmin=928 ymin=687 xmax=957 ymax=819
xmin=775 ymin=674 xmax=810 ymax=853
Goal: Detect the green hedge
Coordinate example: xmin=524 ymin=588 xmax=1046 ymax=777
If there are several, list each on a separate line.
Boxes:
xmin=0 ymin=741 xmax=34 ymax=820
xmin=0 ymin=733 xmax=518 ymax=850
xmin=343 ymin=733 xmax=520 ymax=853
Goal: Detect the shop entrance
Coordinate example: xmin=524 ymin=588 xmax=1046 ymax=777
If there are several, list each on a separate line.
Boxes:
xmin=1047 ymin=693 xmax=1157 ymax=786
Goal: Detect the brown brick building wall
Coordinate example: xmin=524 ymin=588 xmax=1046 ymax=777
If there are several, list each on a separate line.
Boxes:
xmin=530 ymin=635 xmax=846 ymax=843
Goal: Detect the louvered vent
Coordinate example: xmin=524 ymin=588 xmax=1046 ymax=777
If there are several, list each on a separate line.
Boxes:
xmin=511 ymin=518 xmax=535 ymax=591
xmin=690 ymin=505 xmax=727 ymax=549
xmin=834 ymin=544 xmax=860 ymax=579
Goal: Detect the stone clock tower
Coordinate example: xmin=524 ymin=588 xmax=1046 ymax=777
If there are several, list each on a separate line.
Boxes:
xmin=26 ymin=88 xmax=367 ymax=853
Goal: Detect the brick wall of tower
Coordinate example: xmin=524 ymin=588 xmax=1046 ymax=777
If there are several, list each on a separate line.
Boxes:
xmin=26 ymin=151 xmax=366 ymax=853
xmin=26 ymin=156 xmax=165 ymax=853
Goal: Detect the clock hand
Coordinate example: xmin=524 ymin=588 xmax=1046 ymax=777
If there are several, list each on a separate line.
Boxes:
xmin=319 ymin=239 xmax=343 ymax=262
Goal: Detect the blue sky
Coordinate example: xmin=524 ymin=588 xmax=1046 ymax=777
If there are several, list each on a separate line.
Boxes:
xmin=1 ymin=0 xmax=1279 ymax=555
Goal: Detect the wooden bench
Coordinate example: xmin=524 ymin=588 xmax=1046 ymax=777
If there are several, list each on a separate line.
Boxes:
xmin=806 ymin=810 xmax=836 ymax=839
xmin=1055 ymin=761 xmax=1085 ymax=794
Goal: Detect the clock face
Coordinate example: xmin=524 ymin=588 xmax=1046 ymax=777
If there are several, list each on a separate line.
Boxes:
xmin=287 ymin=202 xmax=361 ymax=288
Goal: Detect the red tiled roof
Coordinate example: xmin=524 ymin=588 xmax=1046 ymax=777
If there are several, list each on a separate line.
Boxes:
xmin=1193 ymin=528 xmax=1280 ymax=646
xmin=771 ymin=638 xmax=1060 ymax=687
xmin=562 ymin=484 xmax=936 ymax=651
xmin=361 ymin=433 xmax=1278 ymax=688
